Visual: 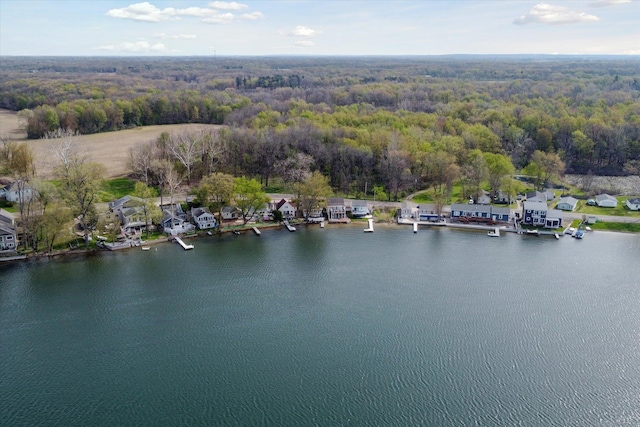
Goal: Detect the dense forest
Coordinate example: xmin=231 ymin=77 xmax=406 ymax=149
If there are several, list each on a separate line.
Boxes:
xmin=1 ymin=56 xmax=639 ymax=193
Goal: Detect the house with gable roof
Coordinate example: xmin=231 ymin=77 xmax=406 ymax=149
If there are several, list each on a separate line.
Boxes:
xmin=276 ymin=199 xmax=297 ymax=219
xmin=556 ymin=196 xmax=578 ymax=211
xmin=626 ymin=198 xmax=640 ymax=211
xmin=327 ymin=198 xmax=350 ymax=223
xmin=595 ymin=193 xmax=617 ymax=208
xmin=0 ymin=209 xmax=17 ymax=252
xmin=522 ymin=200 xmax=562 ymax=228
xmin=190 ymin=207 xmax=217 ymax=230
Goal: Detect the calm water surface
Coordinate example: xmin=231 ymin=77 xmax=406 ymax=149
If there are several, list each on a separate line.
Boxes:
xmin=1 ymin=226 xmax=640 ymax=426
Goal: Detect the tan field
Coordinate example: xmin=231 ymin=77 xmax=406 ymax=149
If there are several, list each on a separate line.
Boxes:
xmin=0 ymin=108 xmax=220 ymax=179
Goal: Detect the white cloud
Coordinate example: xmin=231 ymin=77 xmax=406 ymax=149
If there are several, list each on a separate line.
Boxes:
xmin=106 ymin=2 xmax=173 ymax=22
xmin=589 ymin=0 xmax=631 ymax=6
xmin=280 ymin=25 xmax=322 ymax=37
xmin=209 ymin=1 xmax=248 ymax=10
xmin=239 ymin=12 xmax=264 ymax=20
xmin=514 ymin=3 xmax=600 ymax=25
xmin=107 ymin=2 xmax=260 ymax=24
xmin=95 ymin=40 xmax=166 ymax=52
xmin=202 ymin=12 xmax=235 ymax=24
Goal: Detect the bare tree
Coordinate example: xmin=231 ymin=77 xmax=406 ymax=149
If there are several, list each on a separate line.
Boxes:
xmin=167 ymin=131 xmax=201 ymax=184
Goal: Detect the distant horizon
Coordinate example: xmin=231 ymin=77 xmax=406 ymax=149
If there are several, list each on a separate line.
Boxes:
xmin=1 ymin=1 xmax=638 ymax=56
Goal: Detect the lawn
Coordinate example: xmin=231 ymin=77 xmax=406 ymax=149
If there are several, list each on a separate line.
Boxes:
xmin=572 ymin=196 xmax=640 ymax=217
xmin=98 ymin=177 xmax=137 ymax=202
xmin=589 ymin=222 xmax=640 ymax=233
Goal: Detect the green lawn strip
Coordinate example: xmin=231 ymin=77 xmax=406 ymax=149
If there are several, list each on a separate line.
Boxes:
xmin=589 ymin=222 xmax=640 ymax=233
xmin=573 ymin=198 xmax=640 ymax=217
xmin=98 ymin=177 xmax=137 ymax=202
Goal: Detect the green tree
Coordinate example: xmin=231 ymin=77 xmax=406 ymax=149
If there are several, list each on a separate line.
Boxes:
xmin=53 ymin=141 xmax=105 ymax=247
xmin=297 ymin=171 xmax=333 ymax=221
xmin=233 ymin=177 xmax=270 ymax=225
xmin=196 ymin=172 xmax=235 ymax=223
xmin=132 ymin=182 xmax=161 ymax=239
xmin=483 ymin=152 xmax=515 ymax=197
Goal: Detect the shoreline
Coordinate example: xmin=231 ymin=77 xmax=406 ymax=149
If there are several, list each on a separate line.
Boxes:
xmin=0 ymin=218 xmax=634 ymax=265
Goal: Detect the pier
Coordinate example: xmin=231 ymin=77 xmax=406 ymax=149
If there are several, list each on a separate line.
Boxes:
xmin=174 ymin=236 xmax=194 ymax=250
xmin=364 ymin=219 xmax=374 ymax=232
xmin=283 ymin=220 xmax=296 ymax=232
xmin=252 ymin=227 xmax=261 ymax=235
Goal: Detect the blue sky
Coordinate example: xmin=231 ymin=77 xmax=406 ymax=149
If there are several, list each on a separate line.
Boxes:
xmin=1 ymin=0 xmax=638 ymax=55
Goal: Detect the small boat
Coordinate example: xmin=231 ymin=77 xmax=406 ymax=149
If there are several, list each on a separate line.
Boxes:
xmin=575 ymin=229 xmax=585 ymax=239
xmin=207 ymin=231 xmax=213 ymax=236
xmin=487 ymin=228 xmax=500 ymax=237
xmin=554 ymin=233 xmax=560 ymax=239
xmin=585 ymin=226 xmax=592 ymax=232
xmin=141 ymin=246 xmax=150 ymax=251
xmin=232 ymin=230 xmax=240 ymax=235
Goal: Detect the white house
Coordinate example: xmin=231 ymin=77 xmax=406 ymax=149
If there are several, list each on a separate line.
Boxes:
xmin=351 ymin=200 xmax=370 ymax=218
xmin=556 ymin=196 xmax=578 ymax=211
xmin=400 ymin=201 xmax=417 ymax=219
xmin=327 ymin=198 xmax=350 ymax=223
xmin=221 ymin=206 xmax=242 ymax=221
xmin=276 ymin=199 xmax=297 ymax=219
xmin=626 ymin=198 xmax=640 ymax=211
xmin=190 ymin=207 xmax=217 ymax=230
xmin=595 ymin=193 xmax=618 ymax=208
xmin=0 ymin=181 xmax=38 ymax=204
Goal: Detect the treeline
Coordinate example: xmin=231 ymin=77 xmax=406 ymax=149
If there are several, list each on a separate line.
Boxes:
xmin=1 ymin=56 xmax=639 ymax=176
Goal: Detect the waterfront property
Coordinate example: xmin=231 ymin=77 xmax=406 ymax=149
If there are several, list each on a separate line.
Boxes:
xmin=162 ymin=203 xmax=194 ymax=235
xmin=351 ymin=200 xmax=370 ymax=218
xmin=0 ymin=209 xmax=17 ymax=253
xmin=221 ymin=206 xmax=242 ymax=221
xmin=327 ymin=198 xmax=350 ymax=223
xmin=522 ymin=200 xmax=563 ymax=228
xmin=595 ymin=193 xmax=618 ymax=208
xmin=276 ymin=199 xmax=297 ymax=220
xmin=190 ymin=207 xmax=217 ymax=230
xmin=626 ymin=198 xmax=640 ymax=211
xmin=556 ymin=196 xmax=578 ymax=211
xmin=525 ymin=191 xmax=548 ymax=203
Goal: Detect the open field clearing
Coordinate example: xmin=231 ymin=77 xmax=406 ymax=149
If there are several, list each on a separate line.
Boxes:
xmin=0 ymin=109 xmax=220 ymax=178
xmin=0 ymin=109 xmax=27 ymax=141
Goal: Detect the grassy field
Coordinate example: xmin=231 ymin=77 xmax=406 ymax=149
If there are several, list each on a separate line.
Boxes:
xmin=1 ymin=108 xmax=220 ymax=179
xmin=570 ymin=197 xmax=640 ymax=217
xmin=589 ymin=222 xmax=640 ymax=233
xmin=98 ymin=177 xmax=138 ymax=202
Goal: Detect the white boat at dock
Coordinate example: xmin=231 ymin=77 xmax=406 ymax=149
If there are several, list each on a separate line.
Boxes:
xmin=487 ymin=228 xmax=500 ymax=237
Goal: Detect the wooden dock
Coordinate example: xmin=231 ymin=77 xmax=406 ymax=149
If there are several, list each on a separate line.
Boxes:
xmin=283 ymin=220 xmax=296 ymax=232
xmin=252 ymin=227 xmax=261 ymax=235
xmin=174 ymin=236 xmax=194 ymax=250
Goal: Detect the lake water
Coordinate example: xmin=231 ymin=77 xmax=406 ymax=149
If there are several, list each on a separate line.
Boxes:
xmin=2 ymin=225 xmax=640 ymax=426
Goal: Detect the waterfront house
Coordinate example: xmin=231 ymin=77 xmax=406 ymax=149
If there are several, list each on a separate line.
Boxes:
xmin=451 ymin=203 xmax=492 ymax=220
xmin=400 ymin=201 xmax=417 ymax=219
xmin=0 ymin=181 xmax=38 ymax=204
xmin=327 ymin=198 xmax=350 ymax=223
xmin=0 ymin=209 xmax=17 ymax=252
xmin=522 ymin=200 xmax=548 ymax=227
xmin=109 ymin=195 xmax=140 ymax=213
xmin=626 ymin=198 xmax=640 ymax=211
xmin=417 ymin=204 xmax=441 ymax=222
xmin=0 ymin=224 xmax=16 ymax=252
xmin=595 ymin=194 xmax=618 ymax=208
xmin=490 ymin=206 xmax=511 ymax=223
xmin=276 ymin=199 xmax=297 ymax=219
xmin=556 ymin=196 xmax=578 ymax=211
xmin=221 ymin=206 xmax=242 ymax=221
xmin=162 ymin=203 xmax=193 ymax=235
xmin=522 ymin=201 xmax=562 ymax=228
xmin=351 ymin=200 xmax=370 ymax=218
xmin=190 ymin=207 xmax=217 ymax=230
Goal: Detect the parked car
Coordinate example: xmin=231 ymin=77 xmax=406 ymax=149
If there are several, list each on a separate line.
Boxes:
xmin=587 ymin=199 xmax=596 ymax=206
